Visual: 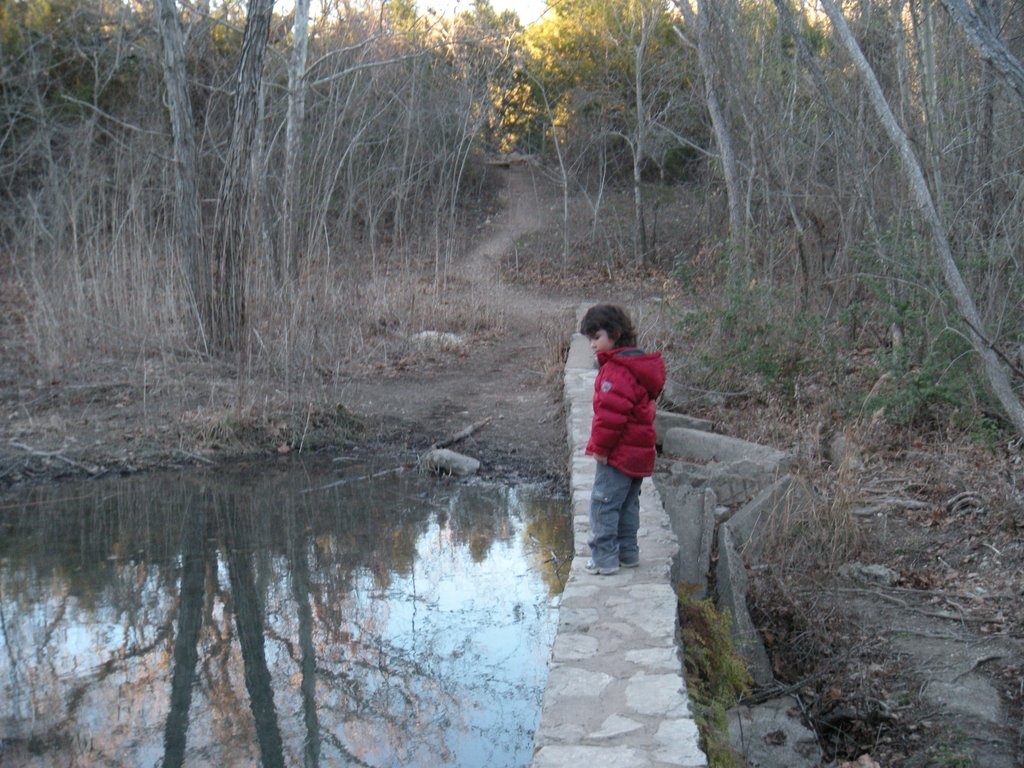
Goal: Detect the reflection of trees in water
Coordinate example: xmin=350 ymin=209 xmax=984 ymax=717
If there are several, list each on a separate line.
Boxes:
xmin=0 ymin=463 xmax=569 ymax=766
xmin=222 ymin=496 xmax=286 ymax=768
xmin=1 ymin=484 xmax=183 ymax=764
xmin=287 ymin=501 xmax=320 ymax=768
xmin=163 ymin=502 xmax=206 ymax=768
xmin=521 ymin=490 xmax=574 ymax=593
xmin=440 ymin=485 xmax=514 ymax=563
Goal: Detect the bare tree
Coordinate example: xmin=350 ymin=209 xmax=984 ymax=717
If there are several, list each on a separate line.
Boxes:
xmin=673 ymin=0 xmax=744 ymax=285
xmin=969 ymin=0 xmax=1001 ymax=240
xmin=625 ymin=0 xmax=657 ymax=266
xmin=282 ymin=0 xmax=312 ymax=280
xmin=210 ymin=0 xmax=275 ymax=352
xmin=819 ymin=0 xmax=1024 ymax=436
xmin=937 ymin=0 xmax=1024 ymax=107
xmin=523 ymin=67 xmax=571 ymax=269
xmin=155 ymin=0 xmax=277 ymax=352
xmin=154 ymin=0 xmax=208 ymax=349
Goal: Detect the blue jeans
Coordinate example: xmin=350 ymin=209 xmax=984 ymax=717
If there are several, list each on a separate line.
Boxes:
xmin=588 ymin=462 xmax=642 ymax=569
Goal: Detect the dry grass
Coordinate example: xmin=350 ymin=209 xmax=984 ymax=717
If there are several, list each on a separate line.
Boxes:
xmin=758 ymin=472 xmax=867 ymax=578
xmin=540 ymin=320 xmax=571 ymax=387
xmin=13 ymin=235 xmax=510 ymax=429
xmin=244 ymin=259 xmax=508 ymax=382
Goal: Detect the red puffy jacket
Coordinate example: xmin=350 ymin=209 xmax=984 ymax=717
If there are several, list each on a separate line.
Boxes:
xmin=585 ymin=347 xmax=666 ymax=478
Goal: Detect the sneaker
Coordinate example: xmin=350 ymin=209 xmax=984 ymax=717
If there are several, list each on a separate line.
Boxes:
xmin=619 ymin=559 xmax=640 ymax=569
xmin=584 ymin=560 xmax=619 ymax=575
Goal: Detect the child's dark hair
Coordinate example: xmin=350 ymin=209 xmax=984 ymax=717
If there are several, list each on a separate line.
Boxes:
xmin=579 ymin=304 xmax=637 ymax=348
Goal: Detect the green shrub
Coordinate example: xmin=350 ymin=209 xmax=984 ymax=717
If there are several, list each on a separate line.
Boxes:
xmin=865 ymin=329 xmax=996 ymax=431
xmin=848 ymin=234 xmax=1010 ymax=436
xmin=679 ymin=283 xmax=835 ymax=394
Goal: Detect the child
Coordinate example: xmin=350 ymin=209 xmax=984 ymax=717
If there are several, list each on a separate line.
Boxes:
xmin=579 ymin=304 xmax=666 ymax=575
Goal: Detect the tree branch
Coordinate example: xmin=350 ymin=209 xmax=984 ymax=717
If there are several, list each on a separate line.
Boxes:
xmin=937 ymin=0 xmax=1024 ymax=109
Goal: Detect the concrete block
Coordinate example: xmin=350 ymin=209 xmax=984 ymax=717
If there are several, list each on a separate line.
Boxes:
xmin=663 ymin=427 xmax=792 ymax=469
xmin=667 ymin=460 xmax=711 ymax=488
xmin=705 ymin=463 xmax=773 ymax=506
xmin=715 ymin=526 xmax=773 ymax=687
xmin=724 ymin=476 xmax=817 ymax=559
xmin=655 ymin=411 xmax=713 ymax=446
xmin=695 ymin=488 xmax=717 ymax=599
xmin=654 ymin=481 xmax=707 ymax=590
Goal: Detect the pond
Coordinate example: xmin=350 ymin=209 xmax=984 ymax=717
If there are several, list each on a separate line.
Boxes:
xmin=0 ymin=457 xmax=571 ymax=767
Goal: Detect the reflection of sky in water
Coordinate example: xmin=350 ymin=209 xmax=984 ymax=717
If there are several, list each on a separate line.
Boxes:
xmin=383 ymin=516 xmax=553 ymax=765
xmin=0 ymin=460 xmax=570 ymax=767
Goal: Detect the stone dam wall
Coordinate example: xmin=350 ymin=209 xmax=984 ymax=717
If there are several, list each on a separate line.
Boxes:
xmin=529 ymin=325 xmax=708 ymax=768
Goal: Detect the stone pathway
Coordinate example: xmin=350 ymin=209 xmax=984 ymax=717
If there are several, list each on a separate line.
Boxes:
xmin=530 ymin=324 xmax=707 ymax=768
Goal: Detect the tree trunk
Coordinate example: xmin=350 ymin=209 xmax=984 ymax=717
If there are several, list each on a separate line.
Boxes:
xmin=937 ymin=0 xmax=1024 ymax=108
xmin=632 ymin=2 xmax=650 ymax=267
xmin=282 ymin=0 xmax=312 ymax=281
xmin=225 ymin=508 xmax=285 ymax=768
xmin=210 ymin=0 xmax=275 ymax=352
xmin=820 ymin=0 xmax=1024 ymax=436
xmin=161 ymin=505 xmax=207 ymax=768
xmin=674 ymin=0 xmax=744 ymax=285
xmin=971 ymin=0 xmax=1000 ymax=240
xmin=524 ymin=69 xmax=571 ymax=271
xmin=154 ymin=0 xmax=208 ymax=349
xmin=910 ymin=0 xmax=946 ymax=207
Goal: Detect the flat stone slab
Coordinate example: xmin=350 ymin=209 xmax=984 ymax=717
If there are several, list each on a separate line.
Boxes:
xmin=662 ymin=426 xmax=793 ymax=469
xmin=531 ymin=323 xmax=707 ymax=767
xmin=728 ymin=696 xmax=823 ymax=767
xmin=655 ymin=411 xmax=713 ymax=442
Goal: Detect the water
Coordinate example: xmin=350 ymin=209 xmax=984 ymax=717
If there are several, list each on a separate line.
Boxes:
xmin=0 ymin=458 xmax=571 ymax=767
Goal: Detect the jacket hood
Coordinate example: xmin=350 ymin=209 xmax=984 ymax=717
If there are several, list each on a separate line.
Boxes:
xmin=598 ymin=347 xmax=665 ymax=400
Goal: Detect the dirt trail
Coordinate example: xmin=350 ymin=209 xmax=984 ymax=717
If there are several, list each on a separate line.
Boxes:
xmin=337 ymin=162 xmax=580 ymax=481
xmin=463 ymin=161 xmax=574 ymax=322
xmin=465 ymin=162 xmax=549 ymax=280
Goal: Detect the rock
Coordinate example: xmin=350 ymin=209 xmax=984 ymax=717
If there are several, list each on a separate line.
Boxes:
xmin=411 ymin=330 xmax=464 ymax=349
xmin=418 ymin=448 xmax=480 ymax=477
xmin=839 ymin=756 xmax=881 ymax=768
xmin=826 ymin=430 xmax=863 ymax=470
xmin=838 ymin=562 xmax=899 ymax=587
xmin=728 ymin=696 xmax=823 ymax=768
